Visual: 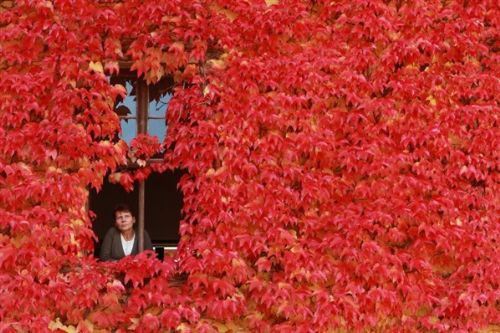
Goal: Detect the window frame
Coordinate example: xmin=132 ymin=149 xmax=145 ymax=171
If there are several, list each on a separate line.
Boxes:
xmin=112 ymin=66 xmax=170 ymax=252
xmin=136 ymin=77 xmax=148 ymax=252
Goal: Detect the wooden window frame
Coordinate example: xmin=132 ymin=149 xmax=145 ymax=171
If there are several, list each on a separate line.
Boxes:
xmin=136 ymin=78 xmax=148 ymax=252
xmin=114 ymin=67 xmax=169 ymax=252
xmin=87 ymin=63 xmax=175 ymax=258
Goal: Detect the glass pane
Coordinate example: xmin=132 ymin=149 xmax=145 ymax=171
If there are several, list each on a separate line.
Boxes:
xmin=120 ymin=118 xmax=137 ymax=145
xmin=149 ymin=92 xmax=172 ymax=118
xmin=116 ymin=81 xmax=137 ymax=117
xmin=148 ymin=119 xmax=167 ymax=144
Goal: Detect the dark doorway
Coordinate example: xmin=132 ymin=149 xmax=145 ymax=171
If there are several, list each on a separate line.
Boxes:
xmin=90 ymin=170 xmax=183 ymax=256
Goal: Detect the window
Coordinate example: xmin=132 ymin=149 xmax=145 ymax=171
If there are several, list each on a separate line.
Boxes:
xmin=91 ymin=70 xmax=181 ymax=258
xmin=111 ymin=71 xmax=173 ymax=146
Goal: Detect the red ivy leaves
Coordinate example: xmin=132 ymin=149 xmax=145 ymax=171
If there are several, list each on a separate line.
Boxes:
xmin=0 ymin=0 xmax=499 ymax=332
xmin=129 ymin=134 xmax=161 ymax=162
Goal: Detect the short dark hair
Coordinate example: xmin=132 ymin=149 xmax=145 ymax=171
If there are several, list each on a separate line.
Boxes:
xmin=113 ymin=204 xmax=133 ymax=219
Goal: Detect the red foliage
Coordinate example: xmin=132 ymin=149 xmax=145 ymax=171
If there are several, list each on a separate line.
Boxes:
xmin=0 ymin=0 xmax=498 ymax=331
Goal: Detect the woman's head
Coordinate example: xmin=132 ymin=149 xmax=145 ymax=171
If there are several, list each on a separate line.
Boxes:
xmin=113 ymin=204 xmax=135 ymax=233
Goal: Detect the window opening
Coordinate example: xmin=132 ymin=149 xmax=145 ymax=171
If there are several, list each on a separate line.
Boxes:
xmin=91 ymin=71 xmax=179 ymax=260
xmin=90 ymin=171 xmax=183 ymax=259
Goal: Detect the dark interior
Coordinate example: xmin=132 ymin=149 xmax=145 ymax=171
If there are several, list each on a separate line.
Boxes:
xmin=90 ymin=170 xmax=183 ymax=256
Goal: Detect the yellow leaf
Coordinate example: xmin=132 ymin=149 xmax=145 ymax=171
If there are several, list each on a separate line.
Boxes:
xmin=478 ymin=325 xmax=500 ymax=333
xmin=71 ymin=219 xmax=84 ymax=227
xmin=426 ymin=95 xmax=437 ymax=106
xmin=176 ymin=323 xmax=190 ymax=332
xmin=146 ymin=306 xmax=162 ymax=315
xmin=207 ymin=59 xmax=226 ymax=70
xmin=48 ymin=318 xmax=76 ymax=333
xmin=214 ymin=165 xmax=226 ymax=176
xmin=161 ymin=15 xmax=181 ymax=23
xmin=203 ymin=85 xmax=210 ymax=96
xmin=11 ymin=235 xmax=27 ymax=248
xmin=169 ymin=41 xmax=184 ymax=52
xmin=128 ymin=317 xmax=139 ymax=330
xmin=388 ymin=31 xmax=400 ymax=41
xmin=265 ymin=0 xmax=279 ymax=6
xmin=231 ymin=258 xmax=245 ymax=267
xmin=210 ymin=4 xmax=238 ymax=22
xmin=448 ymin=133 xmax=463 ymax=148
xmin=108 ymin=172 xmax=122 ymax=184
xmin=1 ymin=1 xmax=14 ymax=9
xmin=213 ymin=322 xmax=230 ymax=332
xmin=89 ymin=61 xmax=104 ymax=73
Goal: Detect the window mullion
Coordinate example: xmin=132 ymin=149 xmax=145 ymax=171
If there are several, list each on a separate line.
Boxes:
xmin=137 ymin=78 xmax=149 ymax=134
xmin=136 ymin=78 xmax=149 ymax=252
xmin=138 ymin=181 xmax=145 ymax=253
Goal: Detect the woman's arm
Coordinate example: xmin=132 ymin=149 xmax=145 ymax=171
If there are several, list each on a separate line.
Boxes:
xmin=144 ymin=230 xmax=153 ymax=250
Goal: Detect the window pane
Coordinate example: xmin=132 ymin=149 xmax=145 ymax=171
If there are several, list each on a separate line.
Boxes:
xmin=149 ymin=92 xmax=171 ymax=118
xmin=148 ymin=119 xmax=167 ymax=143
xmin=116 ymin=81 xmax=137 ymax=117
xmin=120 ymin=118 xmax=137 ymax=145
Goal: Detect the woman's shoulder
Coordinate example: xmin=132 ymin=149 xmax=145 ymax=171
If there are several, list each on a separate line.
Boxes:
xmin=104 ymin=226 xmax=120 ymax=237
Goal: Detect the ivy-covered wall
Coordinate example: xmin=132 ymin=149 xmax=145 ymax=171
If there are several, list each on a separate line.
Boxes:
xmin=0 ymin=0 xmax=498 ymax=331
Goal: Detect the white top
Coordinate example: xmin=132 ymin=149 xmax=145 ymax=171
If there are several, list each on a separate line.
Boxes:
xmin=121 ymin=234 xmax=135 ymax=256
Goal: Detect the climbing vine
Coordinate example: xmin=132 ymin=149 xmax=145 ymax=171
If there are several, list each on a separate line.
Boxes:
xmin=0 ymin=0 xmax=498 ymax=331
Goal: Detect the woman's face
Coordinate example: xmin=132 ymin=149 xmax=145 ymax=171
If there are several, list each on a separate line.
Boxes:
xmin=115 ymin=210 xmax=135 ymax=233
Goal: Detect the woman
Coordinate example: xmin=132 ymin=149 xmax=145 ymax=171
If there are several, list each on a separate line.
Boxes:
xmin=99 ymin=204 xmax=153 ymax=261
